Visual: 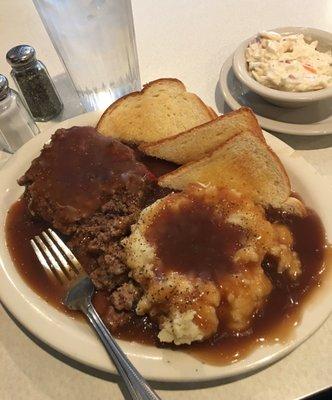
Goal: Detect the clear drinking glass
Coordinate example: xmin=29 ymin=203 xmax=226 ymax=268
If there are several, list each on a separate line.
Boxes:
xmin=32 ymin=0 xmax=141 ymax=112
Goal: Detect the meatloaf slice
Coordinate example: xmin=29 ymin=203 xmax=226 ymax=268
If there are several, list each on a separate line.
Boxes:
xmin=19 ymin=126 xmax=167 ymax=332
xmin=19 ymin=126 xmax=155 ymax=234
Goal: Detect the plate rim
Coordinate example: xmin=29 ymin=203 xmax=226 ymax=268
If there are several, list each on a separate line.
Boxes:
xmin=219 ymin=55 xmax=332 ymax=136
xmin=0 ymin=112 xmax=331 ymax=382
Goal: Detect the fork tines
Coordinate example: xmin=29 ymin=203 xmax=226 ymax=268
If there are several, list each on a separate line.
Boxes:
xmin=31 ymin=229 xmax=85 ymax=285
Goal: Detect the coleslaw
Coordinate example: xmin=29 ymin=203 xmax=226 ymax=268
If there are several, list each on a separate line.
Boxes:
xmin=246 ymin=31 xmax=332 ymax=92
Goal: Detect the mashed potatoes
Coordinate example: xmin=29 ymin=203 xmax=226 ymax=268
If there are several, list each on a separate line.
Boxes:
xmin=123 ymin=185 xmax=301 ymax=345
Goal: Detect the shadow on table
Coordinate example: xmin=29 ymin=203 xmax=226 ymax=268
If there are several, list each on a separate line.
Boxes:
xmin=214 ymin=80 xmax=232 ymax=115
xmin=1 ymin=302 xmax=283 ymax=393
xmin=50 ymin=73 xmax=84 ymax=122
xmin=214 ymin=82 xmax=332 ymax=151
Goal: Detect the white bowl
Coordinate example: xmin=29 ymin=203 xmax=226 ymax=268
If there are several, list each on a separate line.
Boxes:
xmin=232 ymin=27 xmax=332 ymax=108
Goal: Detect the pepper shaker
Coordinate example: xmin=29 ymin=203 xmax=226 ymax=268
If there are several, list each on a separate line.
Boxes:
xmin=0 ymin=74 xmax=40 ymax=153
xmin=6 ymin=45 xmax=63 ymax=121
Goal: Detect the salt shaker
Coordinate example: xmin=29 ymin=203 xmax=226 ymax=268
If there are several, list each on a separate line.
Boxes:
xmin=0 ymin=74 xmax=40 ymax=153
xmin=6 ymin=45 xmax=63 ymax=121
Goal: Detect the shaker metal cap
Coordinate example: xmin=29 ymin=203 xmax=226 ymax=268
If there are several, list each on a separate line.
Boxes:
xmin=0 ymin=74 xmax=9 ymax=101
xmin=6 ymin=45 xmax=36 ymax=68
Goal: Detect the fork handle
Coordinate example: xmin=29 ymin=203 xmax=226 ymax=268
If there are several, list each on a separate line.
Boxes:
xmin=82 ymin=301 xmax=162 ymax=400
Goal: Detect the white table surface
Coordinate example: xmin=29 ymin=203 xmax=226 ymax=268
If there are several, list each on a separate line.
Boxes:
xmin=0 ymin=1 xmax=331 ymax=399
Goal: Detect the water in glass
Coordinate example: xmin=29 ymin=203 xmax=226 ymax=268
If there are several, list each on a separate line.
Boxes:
xmin=33 ymin=0 xmax=141 ymax=112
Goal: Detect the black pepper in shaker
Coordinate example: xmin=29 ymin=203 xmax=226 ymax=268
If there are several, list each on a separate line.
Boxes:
xmin=6 ymin=45 xmax=63 ymax=121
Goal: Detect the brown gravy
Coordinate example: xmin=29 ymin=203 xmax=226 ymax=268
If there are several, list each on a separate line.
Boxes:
xmin=5 ymin=197 xmax=328 ymax=365
xmin=20 ymin=127 xmax=155 ymax=219
xmin=146 ymin=195 xmax=246 ymax=280
xmin=6 ymin=199 xmax=70 ymax=314
xmin=133 ymin=147 xmax=178 ymax=178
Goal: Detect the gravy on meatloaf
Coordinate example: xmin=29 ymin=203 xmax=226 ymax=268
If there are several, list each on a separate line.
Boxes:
xmin=19 ymin=126 xmax=156 ymax=234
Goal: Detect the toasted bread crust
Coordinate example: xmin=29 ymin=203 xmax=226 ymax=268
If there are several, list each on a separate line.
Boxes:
xmin=263 ymin=139 xmax=291 ymax=190
xmin=158 ymin=131 xmax=290 ymax=208
xmin=207 ymin=106 xmax=218 ymax=119
xmin=96 ymin=79 xmax=185 ymax=131
xmin=96 ymin=78 xmax=216 ymax=134
xmin=140 ymin=107 xmax=265 ymax=164
xmin=141 ymin=107 xmax=263 ymax=148
xmin=96 ymin=89 xmax=141 ymax=132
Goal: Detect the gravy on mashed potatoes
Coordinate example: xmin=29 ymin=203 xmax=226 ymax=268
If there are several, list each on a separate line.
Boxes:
xmin=124 ymin=184 xmax=302 ymax=345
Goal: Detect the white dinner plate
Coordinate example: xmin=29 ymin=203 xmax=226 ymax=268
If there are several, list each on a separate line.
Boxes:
xmin=219 ymin=55 xmax=332 ymax=136
xmin=0 ymin=112 xmax=331 ymax=382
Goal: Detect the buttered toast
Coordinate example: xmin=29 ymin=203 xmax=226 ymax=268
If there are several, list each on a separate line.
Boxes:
xmin=158 ymin=131 xmax=290 ymax=208
xmin=96 ymin=78 xmax=217 ymax=144
xmin=140 ymin=107 xmax=264 ymax=164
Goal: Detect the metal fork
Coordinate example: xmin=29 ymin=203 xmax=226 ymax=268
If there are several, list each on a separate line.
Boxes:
xmin=31 ymin=228 xmax=161 ymax=400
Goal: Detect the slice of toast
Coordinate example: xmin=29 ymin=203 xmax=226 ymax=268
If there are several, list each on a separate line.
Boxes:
xmin=158 ymin=131 xmax=290 ymax=208
xmin=140 ymin=107 xmax=264 ymax=164
xmin=96 ymin=78 xmax=217 ymax=144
